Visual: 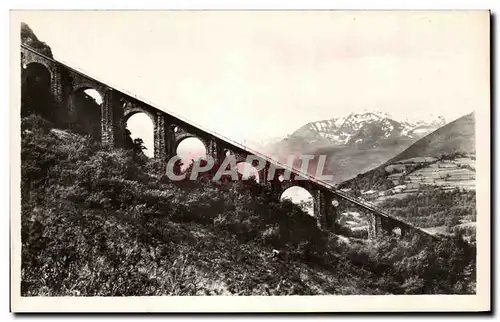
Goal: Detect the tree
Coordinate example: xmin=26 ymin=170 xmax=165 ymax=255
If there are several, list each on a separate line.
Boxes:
xmin=123 ymin=129 xmax=147 ymax=155
xmin=132 ymin=138 xmax=147 ymax=154
xmin=298 ymin=199 xmax=313 ymax=214
xmin=445 ymin=216 xmax=461 ymax=231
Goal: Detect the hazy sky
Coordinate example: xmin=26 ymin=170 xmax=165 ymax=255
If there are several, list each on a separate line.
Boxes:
xmin=19 ymin=11 xmax=488 ymax=153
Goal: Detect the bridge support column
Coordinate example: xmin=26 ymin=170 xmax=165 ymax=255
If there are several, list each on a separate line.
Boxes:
xmin=50 ymin=65 xmax=64 ymax=117
xmin=258 ymin=162 xmax=270 ymax=185
xmin=115 ymin=114 xmax=126 ymax=149
xmin=327 ymin=196 xmax=338 ymax=231
xmin=101 ymin=89 xmax=116 ymax=148
xmin=368 ymin=213 xmax=383 ymax=239
xmin=214 ymin=144 xmax=227 ymax=164
xmin=263 ymin=166 xmax=283 ymax=200
xmin=400 ymin=227 xmax=408 ymax=239
xmin=206 ymin=139 xmax=219 ymax=162
xmin=313 ymin=190 xmax=331 ymax=229
xmin=154 ymin=113 xmax=167 ymax=160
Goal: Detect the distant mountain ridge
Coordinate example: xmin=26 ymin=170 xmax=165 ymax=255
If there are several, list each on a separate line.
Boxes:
xmin=338 ymin=112 xmax=476 ymax=191
xmin=264 ymin=111 xmax=449 ymax=184
xmin=290 ymin=111 xmax=447 ymax=148
xmin=336 ymin=112 xmax=476 ymax=236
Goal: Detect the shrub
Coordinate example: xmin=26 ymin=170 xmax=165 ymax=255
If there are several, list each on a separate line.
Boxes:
xmin=20 ymin=115 xmax=476 ymax=296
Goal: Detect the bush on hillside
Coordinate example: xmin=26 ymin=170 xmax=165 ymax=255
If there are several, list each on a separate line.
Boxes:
xmin=345 ymin=234 xmax=476 ymax=294
xmin=20 ymin=114 xmax=477 ymax=296
xmin=379 ymin=188 xmax=476 ymax=232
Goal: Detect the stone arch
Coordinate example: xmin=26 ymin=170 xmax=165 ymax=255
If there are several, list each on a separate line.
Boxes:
xmin=173 ymin=126 xmax=210 ymax=148
xmin=223 ymin=148 xmax=234 ymax=158
xmin=123 ymin=102 xmax=156 ymax=125
xmin=67 ymin=86 xmax=104 ymax=140
xmin=70 ymin=83 xmax=106 ymax=102
xmin=69 ymin=72 xmax=107 ymax=97
xmin=280 ymin=185 xmax=315 ymax=217
xmin=234 ymin=151 xmax=249 ymax=163
xmin=21 ymin=51 xmax=54 ymax=78
xmin=218 ymin=147 xmax=245 ymax=160
xmin=21 ymin=62 xmax=53 ymax=120
xmin=279 ymin=175 xmax=313 ymax=191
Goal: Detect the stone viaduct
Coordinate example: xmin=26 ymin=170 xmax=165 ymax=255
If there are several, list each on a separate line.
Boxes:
xmin=21 ymin=43 xmax=434 ymax=240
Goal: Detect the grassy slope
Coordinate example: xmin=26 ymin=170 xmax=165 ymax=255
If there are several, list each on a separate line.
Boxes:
xmin=20 ymin=115 xmax=476 ymax=296
xmin=318 ymin=144 xmax=410 ymax=184
xmin=335 ymin=113 xmax=476 ymax=239
xmin=21 ymin=116 xmax=389 ymax=296
xmin=24 ymin=199 xmax=378 ymax=296
xmin=388 ymin=113 xmax=475 ymax=163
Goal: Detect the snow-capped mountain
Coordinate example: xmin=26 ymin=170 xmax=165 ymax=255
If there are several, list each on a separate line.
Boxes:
xmin=263 ymin=111 xmax=449 ymax=184
xmin=400 ymin=116 xmax=447 ymax=138
xmin=290 ymin=111 xmax=446 ymax=147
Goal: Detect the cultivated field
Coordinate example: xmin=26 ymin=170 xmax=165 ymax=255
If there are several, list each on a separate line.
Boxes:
xmin=340 ymin=154 xmax=476 ymax=236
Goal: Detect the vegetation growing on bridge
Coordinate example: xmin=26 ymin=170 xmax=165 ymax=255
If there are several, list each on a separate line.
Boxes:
xmin=21 ymin=22 xmax=53 ymax=58
xmin=21 ymin=114 xmax=476 ymax=296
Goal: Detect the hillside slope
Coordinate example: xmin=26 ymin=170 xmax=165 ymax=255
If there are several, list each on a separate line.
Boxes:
xmin=340 ymin=112 xmax=476 ymax=191
xmin=18 ymin=115 xmax=385 ymax=295
xmin=337 ymin=113 xmax=476 ymax=239
xmin=19 ymin=24 xmax=477 ymax=297
xmin=388 ymin=113 xmax=475 ymax=163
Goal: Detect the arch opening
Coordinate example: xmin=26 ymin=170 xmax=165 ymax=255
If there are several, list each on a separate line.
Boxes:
xmin=331 ymin=199 xmax=340 ymax=207
xmin=21 ymin=63 xmax=52 ymax=120
xmin=236 ymin=162 xmax=260 ymax=183
xmin=280 ymin=186 xmax=314 ymax=216
xmin=68 ymin=88 xmax=103 ymax=140
xmin=126 ymin=112 xmax=154 ymax=158
xmin=176 ymin=137 xmax=207 ymax=170
xmin=84 ymin=89 xmax=103 ymax=105
xmin=392 ymin=227 xmax=402 ymax=238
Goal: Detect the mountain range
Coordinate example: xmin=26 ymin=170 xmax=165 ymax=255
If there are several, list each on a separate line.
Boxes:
xmin=339 ymin=112 xmax=476 ymax=190
xmin=289 ymin=111 xmax=447 ymax=148
xmin=336 ymin=112 xmax=476 ymax=238
xmin=264 ymin=111 xmax=448 ymax=183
